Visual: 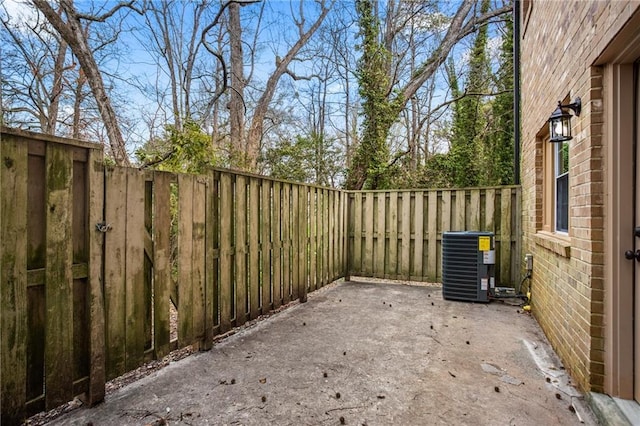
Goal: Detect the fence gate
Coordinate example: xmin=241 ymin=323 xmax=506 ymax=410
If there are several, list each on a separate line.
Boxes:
xmin=1 ymin=131 xmax=105 ymax=423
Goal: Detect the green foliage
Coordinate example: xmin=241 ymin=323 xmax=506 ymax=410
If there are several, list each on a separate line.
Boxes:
xmin=441 ymin=0 xmax=514 ymax=188
xmin=447 ymin=0 xmax=490 ymax=188
xmin=386 ymin=153 xmax=454 ymax=189
xmin=135 ymin=119 xmax=219 ymax=174
xmin=346 ymin=0 xmax=402 ymax=190
xmin=265 ymin=136 xmax=314 ymax=183
xmin=485 ymin=13 xmax=514 ymax=185
xmin=264 ymin=133 xmax=342 ymax=185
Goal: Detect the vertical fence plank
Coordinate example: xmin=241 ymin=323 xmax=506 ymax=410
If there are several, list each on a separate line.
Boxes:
xmin=124 ymin=169 xmax=146 ymax=370
xmin=219 ymin=173 xmax=233 ymax=332
xmin=374 ymin=193 xmax=385 ymax=278
xmin=412 ymin=192 xmax=424 ymax=280
xmin=500 ymin=188 xmax=513 ymax=286
xmin=177 ymin=175 xmax=194 ymax=345
xmin=363 ymin=193 xmax=374 ymax=276
xmin=323 ymin=189 xmax=330 ymax=285
xmin=191 ymin=178 xmax=207 ymax=346
xmin=338 ymin=191 xmax=349 ymax=280
xmin=272 ymin=182 xmax=282 ymax=308
xmin=153 ymin=172 xmax=171 ymax=358
xmin=291 ymin=185 xmax=300 ymax=300
xmin=387 ymin=192 xmax=398 ymax=277
xmin=309 ymin=188 xmax=317 ymax=290
xmin=335 ymin=190 xmax=341 ymax=280
xmin=469 ymin=189 xmax=481 ymax=231
xmin=235 ymin=176 xmax=248 ymax=325
xmin=485 ymin=189 xmax=496 ymax=234
xmin=427 ymin=191 xmax=438 ymax=282
xmin=327 ymin=190 xmax=335 ymax=284
xmin=352 ymin=192 xmax=362 ymax=275
xmin=249 ymin=178 xmax=261 ymax=318
xmin=455 ymin=190 xmax=465 ymax=230
xmin=1 ymin=137 xmax=28 ymax=423
xmin=400 ymin=192 xmax=411 ymax=279
xmin=104 ymin=167 xmax=126 ymax=379
xmin=281 ymin=184 xmax=291 ymax=302
xmin=298 ymin=186 xmax=308 ymax=301
xmin=44 ymin=144 xmax=74 ymax=409
xmin=261 ymin=180 xmax=272 ymax=313
xmin=87 ymin=149 xmax=105 ymax=405
xmin=441 ymin=191 xmax=452 ymax=234
xmin=210 ymin=171 xmax=220 ymax=342
xmin=317 ymin=190 xmax=325 ymax=286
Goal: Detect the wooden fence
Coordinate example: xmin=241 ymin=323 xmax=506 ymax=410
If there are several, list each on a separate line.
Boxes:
xmin=1 ymin=129 xmax=521 ymax=424
xmin=0 ymin=128 xmax=347 ymax=423
xmin=347 ymin=187 xmax=522 ymax=286
xmin=0 ymin=130 xmax=105 ymax=420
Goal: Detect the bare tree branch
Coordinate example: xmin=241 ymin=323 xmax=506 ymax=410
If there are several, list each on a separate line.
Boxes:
xmin=74 ymin=1 xmax=143 ymax=22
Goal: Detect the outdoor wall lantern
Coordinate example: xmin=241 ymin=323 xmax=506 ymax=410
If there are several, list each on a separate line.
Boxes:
xmin=548 ymin=97 xmax=581 ymax=142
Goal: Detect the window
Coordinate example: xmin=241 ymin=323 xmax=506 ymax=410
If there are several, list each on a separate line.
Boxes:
xmin=554 ymin=141 xmax=569 ymax=233
xmin=540 ymin=132 xmax=570 ymax=236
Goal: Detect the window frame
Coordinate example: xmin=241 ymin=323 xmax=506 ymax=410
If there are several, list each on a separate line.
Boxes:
xmin=554 ymin=140 xmax=569 ymax=234
xmin=541 ymin=134 xmax=570 ymax=235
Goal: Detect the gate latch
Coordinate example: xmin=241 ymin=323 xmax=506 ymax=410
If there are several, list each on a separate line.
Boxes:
xmin=95 ymin=222 xmax=112 ymax=233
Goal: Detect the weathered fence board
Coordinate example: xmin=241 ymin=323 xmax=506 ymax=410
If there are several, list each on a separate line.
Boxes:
xmin=152 ymin=172 xmax=172 ymax=359
xmin=44 ymin=143 xmax=74 ymax=409
xmin=282 ymin=184 xmax=291 ymax=303
xmin=1 ymin=137 xmax=28 ymax=424
xmin=249 ymin=178 xmax=260 ymax=318
xmin=104 ymin=167 xmax=128 ymax=379
xmin=261 ymin=179 xmax=272 ymax=312
xmin=124 ymin=170 xmax=146 ymax=371
xmin=348 ymin=187 xmax=522 ymax=285
xmin=219 ymin=173 xmax=233 ymax=332
xmin=87 ymin=149 xmax=106 ymax=405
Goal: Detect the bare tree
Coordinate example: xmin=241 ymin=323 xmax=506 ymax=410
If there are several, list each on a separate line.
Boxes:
xmin=1 ymin=8 xmax=70 ymax=134
xmin=243 ymin=0 xmax=335 ymax=171
xmin=228 ymin=1 xmax=245 ymax=165
xmin=31 ymin=0 xmax=137 ymax=165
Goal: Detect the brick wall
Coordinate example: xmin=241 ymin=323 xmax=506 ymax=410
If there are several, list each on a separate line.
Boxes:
xmin=520 ymin=0 xmax=638 ymax=392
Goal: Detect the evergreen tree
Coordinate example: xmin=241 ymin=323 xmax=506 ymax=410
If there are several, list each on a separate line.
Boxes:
xmin=345 ymin=0 xmax=399 ymax=190
xmin=448 ymin=0 xmax=491 ymax=188
xmin=486 ymin=12 xmax=514 ymax=185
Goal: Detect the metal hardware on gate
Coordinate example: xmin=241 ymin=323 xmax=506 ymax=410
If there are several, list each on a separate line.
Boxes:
xmin=624 ymin=249 xmax=640 ymax=262
xmin=634 ymin=227 xmax=640 ymax=238
xmin=95 ymin=222 xmax=112 ymax=233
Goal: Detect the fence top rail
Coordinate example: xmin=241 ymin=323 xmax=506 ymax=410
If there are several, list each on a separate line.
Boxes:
xmin=345 ymin=185 xmax=521 ymax=194
xmin=1 ymin=126 xmax=104 ymax=151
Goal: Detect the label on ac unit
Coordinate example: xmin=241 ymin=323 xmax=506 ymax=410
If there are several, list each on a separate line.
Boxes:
xmin=481 ymin=278 xmax=488 ymax=290
xmin=478 ymin=236 xmax=491 ymax=251
xmin=490 ymin=277 xmax=495 ymax=288
xmin=483 ymin=250 xmax=495 ymax=264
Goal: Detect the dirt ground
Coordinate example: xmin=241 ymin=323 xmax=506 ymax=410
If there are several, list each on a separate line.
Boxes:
xmin=44 ymin=279 xmax=596 ymax=426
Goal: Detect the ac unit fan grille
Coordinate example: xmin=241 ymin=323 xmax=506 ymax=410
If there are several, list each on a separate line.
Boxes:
xmin=442 ymin=232 xmax=493 ymax=302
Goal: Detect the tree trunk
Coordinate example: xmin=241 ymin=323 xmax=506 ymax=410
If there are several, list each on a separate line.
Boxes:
xmin=244 ymin=0 xmax=333 ymax=171
xmin=32 ymin=0 xmax=130 ymax=165
xmin=228 ymin=2 xmax=246 ymax=167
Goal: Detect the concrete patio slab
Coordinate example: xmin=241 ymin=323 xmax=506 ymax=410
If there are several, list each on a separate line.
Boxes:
xmin=47 ymin=280 xmax=596 ymax=425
